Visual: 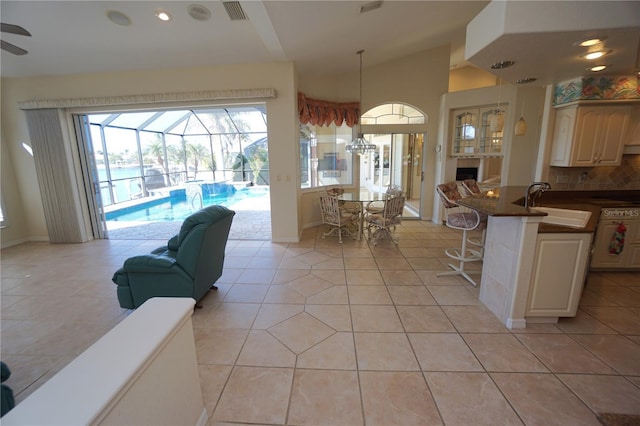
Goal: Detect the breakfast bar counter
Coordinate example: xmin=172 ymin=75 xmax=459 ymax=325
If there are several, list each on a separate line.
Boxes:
xmin=456 ymin=186 xmax=602 ymax=233
xmin=454 ymin=186 xmax=596 ymax=329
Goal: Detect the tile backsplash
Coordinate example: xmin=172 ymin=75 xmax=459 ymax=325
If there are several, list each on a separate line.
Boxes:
xmin=549 ymin=154 xmax=640 ymax=191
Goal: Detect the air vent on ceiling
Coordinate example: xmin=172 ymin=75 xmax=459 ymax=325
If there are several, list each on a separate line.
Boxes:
xmin=223 ymin=1 xmax=248 ymax=20
xmin=360 ymin=1 xmax=383 ymax=14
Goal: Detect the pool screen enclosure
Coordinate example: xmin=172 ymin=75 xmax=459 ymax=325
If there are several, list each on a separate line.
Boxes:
xmin=74 ymin=105 xmax=270 ymax=239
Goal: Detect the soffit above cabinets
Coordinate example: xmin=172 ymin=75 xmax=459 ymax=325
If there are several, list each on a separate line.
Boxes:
xmin=465 ymin=1 xmax=640 ymax=86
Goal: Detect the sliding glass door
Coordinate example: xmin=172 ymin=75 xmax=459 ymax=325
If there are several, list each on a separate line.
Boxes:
xmin=73 ymin=114 xmax=107 ymax=239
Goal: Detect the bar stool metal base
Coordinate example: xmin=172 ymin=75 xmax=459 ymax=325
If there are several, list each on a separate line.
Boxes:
xmin=437 ymin=228 xmax=482 ymax=287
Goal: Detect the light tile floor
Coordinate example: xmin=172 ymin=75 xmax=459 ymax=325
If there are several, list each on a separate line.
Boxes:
xmin=1 ymin=222 xmax=640 ymax=425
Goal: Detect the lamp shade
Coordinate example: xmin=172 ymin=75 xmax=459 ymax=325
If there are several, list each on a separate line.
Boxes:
xmin=489 ymin=111 xmax=504 ymax=133
xmin=514 ymin=116 xmax=527 ymax=136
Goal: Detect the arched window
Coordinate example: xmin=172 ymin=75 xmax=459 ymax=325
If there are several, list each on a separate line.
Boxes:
xmin=361 ymin=103 xmax=425 ymax=125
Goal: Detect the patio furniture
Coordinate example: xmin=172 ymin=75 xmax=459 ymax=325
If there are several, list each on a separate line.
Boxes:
xmin=112 ymin=205 xmax=235 ymax=309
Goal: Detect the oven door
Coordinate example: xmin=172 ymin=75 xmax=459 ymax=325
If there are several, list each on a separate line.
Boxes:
xmin=591 ymin=218 xmax=640 ymax=270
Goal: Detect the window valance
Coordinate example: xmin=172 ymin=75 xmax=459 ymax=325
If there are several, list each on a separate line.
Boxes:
xmin=18 ymin=88 xmax=277 ymax=110
xmin=298 ymin=92 xmax=359 ymax=127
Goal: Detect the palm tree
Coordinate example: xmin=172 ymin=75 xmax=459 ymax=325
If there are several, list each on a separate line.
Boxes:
xmin=185 ymin=141 xmax=210 ymax=180
xmin=144 ymin=135 xmax=169 ymax=185
xmin=232 ymin=153 xmax=249 ymax=182
xmin=248 ymin=146 xmax=268 ymax=185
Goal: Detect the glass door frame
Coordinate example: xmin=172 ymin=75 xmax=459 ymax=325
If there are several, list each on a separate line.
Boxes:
xmin=359 ymin=132 xmax=424 ymax=218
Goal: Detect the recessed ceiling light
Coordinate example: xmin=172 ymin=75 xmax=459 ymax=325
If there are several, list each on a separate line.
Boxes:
xmin=106 ymin=10 xmax=131 ymax=26
xmin=516 ymin=77 xmax=537 ymax=84
xmin=155 ymin=9 xmax=172 ymax=21
xmin=576 ymin=37 xmax=606 ymax=47
xmin=588 ymin=65 xmax=608 ymax=72
xmin=490 ymin=60 xmax=515 ymax=69
xmin=583 ymin=50 xmax=611 ymax=60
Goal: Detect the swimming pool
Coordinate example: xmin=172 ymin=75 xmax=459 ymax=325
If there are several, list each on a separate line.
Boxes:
xmin=105 ymin=185 xmax=269 ymax=222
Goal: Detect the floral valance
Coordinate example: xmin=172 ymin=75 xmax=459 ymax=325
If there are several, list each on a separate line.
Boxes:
xmin=298 ymin=92 xmax=359 ymax=127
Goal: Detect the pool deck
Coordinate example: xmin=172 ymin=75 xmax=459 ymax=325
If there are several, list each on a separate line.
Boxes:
xmin=106 ymin=187 xmax=272 ymax=241
xmin=107 ymin=207 xmax=271 ymax=240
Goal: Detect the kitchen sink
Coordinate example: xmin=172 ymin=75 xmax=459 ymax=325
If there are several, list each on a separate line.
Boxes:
xmin=531 ymin=206 xmax=592 ymax=228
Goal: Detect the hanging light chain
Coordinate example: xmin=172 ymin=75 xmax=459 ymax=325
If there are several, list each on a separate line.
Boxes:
xmin=346 ymin=49 xmax=376 ymax=155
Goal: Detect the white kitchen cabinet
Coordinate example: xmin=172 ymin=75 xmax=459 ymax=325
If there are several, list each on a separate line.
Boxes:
xmin=550 ymin=104 xmax=631 ymax=167
xmin=526 ymin=233 xmax=591 ymax=317
xmin=625 ymin=105 xmax=640 ymax=146
xmin=451 ymin=106 xmax=505 ymax=157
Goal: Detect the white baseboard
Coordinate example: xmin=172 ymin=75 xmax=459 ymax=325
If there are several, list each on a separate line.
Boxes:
xmin=506 ymin=318 xmax=527 ymax=329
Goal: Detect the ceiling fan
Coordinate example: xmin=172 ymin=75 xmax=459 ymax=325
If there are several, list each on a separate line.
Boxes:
xmin=1 ymin=23 xmax=31 ymax=55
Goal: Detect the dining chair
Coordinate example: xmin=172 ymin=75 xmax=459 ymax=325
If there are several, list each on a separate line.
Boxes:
xmin=365 ymin=195 xmax=405 ymax=245
xmin=365 ymin=184 xmax=403 ymax=215
xmin=435 ymin=182 xmax=487 ymax=286
xmin=319 ymin=195 xmax=358 ymax=243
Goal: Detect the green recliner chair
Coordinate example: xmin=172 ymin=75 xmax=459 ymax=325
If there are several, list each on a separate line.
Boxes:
xmin=112 ymin=205 xmax=235 ymax=309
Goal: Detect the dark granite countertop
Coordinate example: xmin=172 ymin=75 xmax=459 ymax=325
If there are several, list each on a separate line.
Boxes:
xmin=456 ymin=187 xmax=640 ymax=234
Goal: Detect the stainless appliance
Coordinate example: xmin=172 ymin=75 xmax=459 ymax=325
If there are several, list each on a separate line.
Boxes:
xmin=591 ymin=207 xmax=640 ymax=270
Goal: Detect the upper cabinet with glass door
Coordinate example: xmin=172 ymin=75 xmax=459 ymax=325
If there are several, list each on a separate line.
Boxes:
xmin=451 ymin=106 xmax=506 ymax=157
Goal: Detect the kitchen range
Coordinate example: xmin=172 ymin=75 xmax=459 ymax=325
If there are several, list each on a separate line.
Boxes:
xmin=582 ymin=194 xmax=640 ymax=270
xmin=591 ymin=207 xmax=640 ymax=269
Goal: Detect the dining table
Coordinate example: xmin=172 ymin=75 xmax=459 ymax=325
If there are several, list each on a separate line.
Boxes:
xmin=337 ymin=189 xmax=388 ymax=240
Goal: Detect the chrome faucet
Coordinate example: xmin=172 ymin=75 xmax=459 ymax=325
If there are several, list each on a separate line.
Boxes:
xmin=524 ymin=182 xmax=551 ymax=208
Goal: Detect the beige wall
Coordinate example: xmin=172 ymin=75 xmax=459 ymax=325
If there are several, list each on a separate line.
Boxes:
xmin=0 ymin=110 xmax=29 ymax=245
xmin=1 ymin=62 xmax=299 ymax=245
xmin=448 ymin=65 xmax=497 ymax=92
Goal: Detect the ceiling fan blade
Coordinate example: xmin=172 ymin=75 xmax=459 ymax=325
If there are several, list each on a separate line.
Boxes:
xmin=1 ymin=40 xmax=28 ymax=55
xmin=1 ymin=23 xmax=31 ymax=37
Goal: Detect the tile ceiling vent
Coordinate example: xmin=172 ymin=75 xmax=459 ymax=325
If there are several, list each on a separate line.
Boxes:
xmin=223 ymin=1 xmax=248 ymax=20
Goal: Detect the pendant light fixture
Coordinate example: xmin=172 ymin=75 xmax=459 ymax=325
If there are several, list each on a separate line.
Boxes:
xmin=346 ymin=49 xmax=376 ymax=155
xmin=514 ymin=99 xmax=527 ymax=136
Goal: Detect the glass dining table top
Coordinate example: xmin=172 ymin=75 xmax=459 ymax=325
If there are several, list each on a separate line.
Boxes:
xmin=337 ymin=189 xmax=387 ymax=202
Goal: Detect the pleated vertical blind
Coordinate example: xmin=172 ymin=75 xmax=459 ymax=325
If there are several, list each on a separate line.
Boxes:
xmin=25 ymin=109 xmax=86 ymax=243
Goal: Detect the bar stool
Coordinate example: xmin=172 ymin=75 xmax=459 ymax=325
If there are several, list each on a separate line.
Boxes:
xmin=462 ymin=179 xmax=481 ymax=196
xmin=436 ymin=182 xmax=487 ymax=286
xmin=461 ymin=178 xmax=486 ymax=254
